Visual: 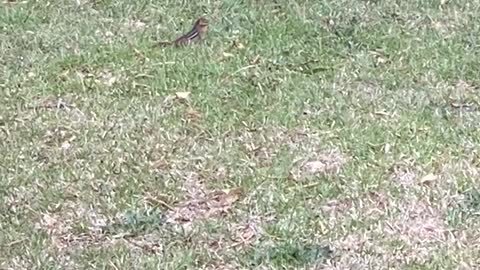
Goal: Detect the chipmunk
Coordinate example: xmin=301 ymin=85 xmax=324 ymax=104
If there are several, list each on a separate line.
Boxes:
xmin=157 ymin=17 xmax=209 ymax=47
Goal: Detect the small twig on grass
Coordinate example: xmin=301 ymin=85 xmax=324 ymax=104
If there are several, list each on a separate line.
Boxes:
xmin=231 ymin=64 xmax=258 ymax=76
xmin=144 ymin=194 xmax=175 ymax=211
xmin=3 ymin=238 xmax=28 ymax=247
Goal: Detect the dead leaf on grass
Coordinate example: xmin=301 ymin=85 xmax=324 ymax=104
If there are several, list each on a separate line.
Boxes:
xmin=303 ymin=152 xmax=345 ymax=175
xmin=208 ymin=187 xmax=244 ymax=207
xmin=222 ymin=52 xmax=235 ymax=58
xmin=166 ymin=187 xmax=244 ymax=224
xmin=288 ymin=150 xmax=347 ymax=182
xmin=218 ymin=51 xmax=236 ymax=62
xmin=186 ymin=108 xmax=202 ymax=120
xmin=383 ymin=143 xmax=392 ymax=154
xmin=303 ymin=161 xmax=328 ymax=174
xmin=175 ymin=91 xmax=190 ymax=101
xmin=374 ymin=111 xmax=390 ymax=117
xmin=420 ymin=173 xmax=438 ymax=186
xmin=232 ymin=39 xmax=245 ymax=50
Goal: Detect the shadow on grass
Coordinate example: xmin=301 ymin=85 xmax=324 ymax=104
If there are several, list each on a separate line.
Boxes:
xmin=103 ymin=208 xmax=167 ymax=236
xmin=249 ymin=242 xmax=333 ymax=268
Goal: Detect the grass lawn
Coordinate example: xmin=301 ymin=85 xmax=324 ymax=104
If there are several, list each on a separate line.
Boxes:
xmin=2 ymin=0 xmax=480 ymax=269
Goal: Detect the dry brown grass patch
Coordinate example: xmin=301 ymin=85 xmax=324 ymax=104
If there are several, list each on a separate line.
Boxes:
xmin=34 ymin=204 xmax=109 ymax=251
xmin=385 ymin=198 xmax=447 ymax=245
xmin=165 ymin=173 xmax=243 ymax=225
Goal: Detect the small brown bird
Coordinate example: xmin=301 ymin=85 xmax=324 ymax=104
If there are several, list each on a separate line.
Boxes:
xmin=157 ymin=17 xmax=209 ymax=47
